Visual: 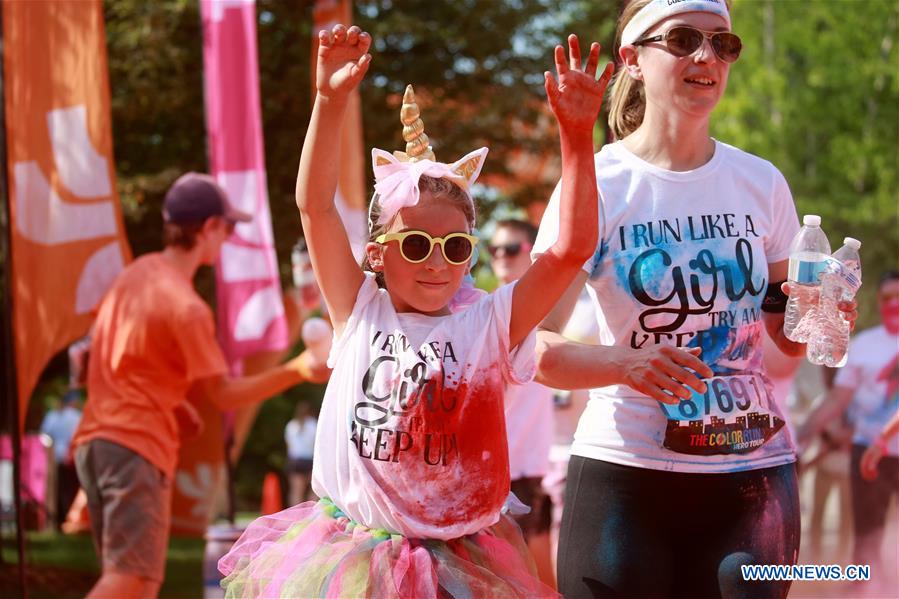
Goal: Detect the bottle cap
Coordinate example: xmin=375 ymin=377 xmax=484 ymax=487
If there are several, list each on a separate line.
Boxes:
xmin=843 ymin=237 xmax=861 ymax=250
xmin=802 ymin=214 xmax=821 ymax=226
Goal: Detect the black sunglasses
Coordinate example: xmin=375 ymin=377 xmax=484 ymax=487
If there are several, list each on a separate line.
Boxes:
xmin=633 ymin=26 xmax=742 ymax=63
xmin=487 ymin=242 xmax=532 ymax=259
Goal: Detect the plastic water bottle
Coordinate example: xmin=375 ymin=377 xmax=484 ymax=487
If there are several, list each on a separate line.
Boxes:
xmin=806 ymin=238 xmax=862 ymax=367
xmin=301 ymin=317 xmax=332 ymax=364
xmin=784 ymin=215 xmax=831 ymax=342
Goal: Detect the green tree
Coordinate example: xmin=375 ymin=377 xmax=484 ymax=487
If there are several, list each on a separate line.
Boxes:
xmin=715 ymin=0 xmax=899 ymax=326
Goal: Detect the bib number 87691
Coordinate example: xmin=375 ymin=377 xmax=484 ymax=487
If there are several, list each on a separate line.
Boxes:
xmin=670 ymin=375 xmax=768 ymax=420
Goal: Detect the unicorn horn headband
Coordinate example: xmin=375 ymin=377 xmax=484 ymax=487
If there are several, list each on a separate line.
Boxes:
xmin=370 ymin=85 xmax=488 ymax=226
xmin=396 ymin=84 xmax=435 ymax=162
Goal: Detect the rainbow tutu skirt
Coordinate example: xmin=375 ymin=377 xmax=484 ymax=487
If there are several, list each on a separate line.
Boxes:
xmin=218 ymin=498 xmax=558 ymax=598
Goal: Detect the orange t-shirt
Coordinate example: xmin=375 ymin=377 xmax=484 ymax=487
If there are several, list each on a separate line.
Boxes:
xmin=72 ymin=253 xmax=227 ymax=478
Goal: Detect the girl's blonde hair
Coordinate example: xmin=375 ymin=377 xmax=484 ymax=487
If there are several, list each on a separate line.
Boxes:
xmin=362 ymin=175 xmax=476 ymax=288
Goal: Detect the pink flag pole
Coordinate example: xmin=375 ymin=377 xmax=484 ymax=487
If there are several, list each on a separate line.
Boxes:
xmin=200 ymin=0 xmax=287 ymax=375
xmin=200 ymin=0 xmax=287 ymax=524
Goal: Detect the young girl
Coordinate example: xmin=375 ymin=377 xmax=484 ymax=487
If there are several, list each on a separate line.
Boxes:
xmin=218 ymin=23 xmax=612 ymax=598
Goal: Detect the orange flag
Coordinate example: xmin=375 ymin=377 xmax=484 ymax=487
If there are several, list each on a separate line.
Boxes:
xmin=3 ymin=0 xmax=132 ymax=427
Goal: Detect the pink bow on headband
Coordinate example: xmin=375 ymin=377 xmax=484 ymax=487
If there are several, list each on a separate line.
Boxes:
xmin=371 ymin=147 xmax=489 ymax=225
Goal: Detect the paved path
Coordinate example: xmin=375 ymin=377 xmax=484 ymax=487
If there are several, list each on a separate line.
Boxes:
xmin=791 ymin=468 xmax=898 ymax=598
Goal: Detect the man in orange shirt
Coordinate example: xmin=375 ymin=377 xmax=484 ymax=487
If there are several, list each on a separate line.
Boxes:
xmin=72 ymin=173 xmax=327 ymax=598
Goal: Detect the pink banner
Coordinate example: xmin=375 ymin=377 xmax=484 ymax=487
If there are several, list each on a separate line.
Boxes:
xmin=1 ymin=435 xmax=49 ymax=509
xmin=200 ymin=0 xmax=286 ymax=371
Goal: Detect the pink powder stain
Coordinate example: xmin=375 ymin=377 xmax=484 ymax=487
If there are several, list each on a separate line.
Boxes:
xmin=371 ymin=366 xmax=510 ymax=530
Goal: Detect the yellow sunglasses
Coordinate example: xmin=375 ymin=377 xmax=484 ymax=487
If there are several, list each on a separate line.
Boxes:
xmin=375 ymin=230 xmax=478 ymax=265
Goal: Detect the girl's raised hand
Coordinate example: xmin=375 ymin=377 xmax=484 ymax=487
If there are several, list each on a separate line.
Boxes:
xmin=544 ymin=35 xmax=614 ymax=134
xmin=316 ymin=24 xmax=372 ymax=100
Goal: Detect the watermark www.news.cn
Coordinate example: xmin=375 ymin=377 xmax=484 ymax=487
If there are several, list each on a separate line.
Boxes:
xmin=742 ymin=564 xmax=871 ymax=582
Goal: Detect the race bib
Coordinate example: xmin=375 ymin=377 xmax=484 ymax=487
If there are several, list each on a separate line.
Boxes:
xmin=660 ymin=373 xmax=785 ymax=455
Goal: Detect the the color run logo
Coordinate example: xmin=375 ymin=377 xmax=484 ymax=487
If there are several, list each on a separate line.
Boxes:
xmin=688 ymin=427 xmax=765 ymax=451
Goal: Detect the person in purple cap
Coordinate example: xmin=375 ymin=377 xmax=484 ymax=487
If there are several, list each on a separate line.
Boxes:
xmin=72 ymin=173 xmax=330 ymax=598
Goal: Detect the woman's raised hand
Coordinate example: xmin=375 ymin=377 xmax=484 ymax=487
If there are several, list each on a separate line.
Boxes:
xmin=316 ymin=24 xmax=372 ymax=100
xmin=544 ymin=35 xmax=614 ymax=134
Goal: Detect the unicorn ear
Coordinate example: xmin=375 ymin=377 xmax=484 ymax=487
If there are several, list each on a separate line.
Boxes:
xmin=448 ymin=147 xmax=489 ymax=189
xmin=372 ymin=148 xmax=400 ymax=169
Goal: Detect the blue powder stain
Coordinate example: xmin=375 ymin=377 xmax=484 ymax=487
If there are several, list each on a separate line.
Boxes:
xmin=588 ymin=240 xmax=610 ymax=280
xmin=611 ymin=242 xmax=685 ymax=297
xmin=612 ymin=255 xmax=630 ymax=290
xmin=687 ymin=325 xmax=733 ymax=374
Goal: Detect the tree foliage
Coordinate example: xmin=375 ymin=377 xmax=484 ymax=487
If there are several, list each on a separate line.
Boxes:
xmin=715 ymin=0 xmax=898 ymax=325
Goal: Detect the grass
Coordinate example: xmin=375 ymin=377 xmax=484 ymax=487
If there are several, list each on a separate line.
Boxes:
xmin=1 ymin=530 xmax=205 ymax=598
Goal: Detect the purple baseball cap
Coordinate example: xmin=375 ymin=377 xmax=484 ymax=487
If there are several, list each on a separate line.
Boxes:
xmin=162 ymin=172 xmax=252 ymax=225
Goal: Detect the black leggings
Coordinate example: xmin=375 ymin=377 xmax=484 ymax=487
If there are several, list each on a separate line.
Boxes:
xmin=557 ymin=456 xmax=799 ymax=599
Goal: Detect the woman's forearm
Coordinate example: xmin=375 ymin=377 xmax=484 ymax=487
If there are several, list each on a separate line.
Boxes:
xmin=536 ymin=329 xmax=628 ymax=390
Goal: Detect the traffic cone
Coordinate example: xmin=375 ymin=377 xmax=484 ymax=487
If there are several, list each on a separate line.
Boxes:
xmin=261 ymin=472 xmax=282 ymax=515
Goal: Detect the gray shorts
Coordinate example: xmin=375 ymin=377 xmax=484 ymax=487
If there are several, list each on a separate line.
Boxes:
xmin=74 ymin=439 xmax=172 ymax=582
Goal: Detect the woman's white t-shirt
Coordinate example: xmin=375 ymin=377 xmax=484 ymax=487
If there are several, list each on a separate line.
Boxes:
xmin=312 ymin=274 xmax=536 ymax=540
xmin=534 ymin=140 xmax=800 ymax=473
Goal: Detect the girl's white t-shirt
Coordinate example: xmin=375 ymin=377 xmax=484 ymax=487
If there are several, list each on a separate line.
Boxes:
xmin=834 ymin=325 xmax=899 ymax=457
xmin=312 ymin=274 xmax=536 ymax=540
xmin=534 ymin=140 xmax=800 ymax=473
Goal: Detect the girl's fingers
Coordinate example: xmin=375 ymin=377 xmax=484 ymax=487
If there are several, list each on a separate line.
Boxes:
xmin=332 ymin=23 xmax=347 ymax=43
xmin=585 ymin=42 xmax=600 ymax=78
xmin=554 ymin=44 xmax=568 ymax=76
xmin=319 ymin=28 xmax=332 ymax=47
xmin=352 ymin=53 xmax=372 ymax=79
xmin=346 ymin=26 xmax=361 ymax=46
xmin=358 ymin=31 xmax=372 ymax=54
